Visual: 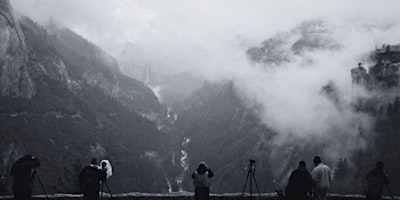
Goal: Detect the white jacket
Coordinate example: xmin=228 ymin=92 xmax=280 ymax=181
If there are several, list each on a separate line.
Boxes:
xmin=311 ymin=163 xmax=331 ymax=190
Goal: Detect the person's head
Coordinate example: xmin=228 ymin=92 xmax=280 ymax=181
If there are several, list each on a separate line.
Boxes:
xmin=197 ymin=161 xmax=207 ymax=174
xmin=376 ymin=161 xmax=384 ymax=170
xmin=23 ymin=154 xmax=33 ymax=160
xmin=90 ymin=158 xmax=97 ymax=165
xmin=313 ymin=156 xmax=322 ymax=166
xmin=101 ymin=161 xmax=107 ymax=169
xmin=358 ymin=63 xmax=363 ymax=68
xmin=299 ymin=161 xmax=306 ymax=168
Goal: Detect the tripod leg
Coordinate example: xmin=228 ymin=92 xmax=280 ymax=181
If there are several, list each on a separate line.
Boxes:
xmin=100 ymin=182 xmax=104 ymax=199
xmin=105 ymin=181 xmax=112 ymax=198
xmin=385 ymin=184 xmax=394 ymax=200
xmin=241 ymin=171 xmax=251 ymax=200
xmin=250 ymin=172 xmax=262 ymax=200
xmin=34 ymin=171 xmax=49 ymax=200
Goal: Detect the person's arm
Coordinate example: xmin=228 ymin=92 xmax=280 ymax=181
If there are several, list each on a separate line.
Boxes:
xmin=328 ymin=168 xmax=332 ymax=183
xmin=311 ymin=168 xmax=318 ymax=182
xmin=207 ymin=168 xmax=214 ymax=178
xmin=383 ymin=172 xmax=390 ymax=184
xmin=192 ymin=171 xmax=196 ymax=179
xmin=22 ymin=156 xmax=40 ymax=169
xmin=307 ymin=173 xmax=313 ymax=194
xmin=99 ymin=169 xmax=107 ymax=181
xmin=10 ymin=163 xmax=16 ymax=176
xmin=288 ymin=171 xmax=295 ymax=186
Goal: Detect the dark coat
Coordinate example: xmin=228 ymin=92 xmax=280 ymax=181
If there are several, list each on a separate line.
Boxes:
xmin=287 ymin=167 xmax=313 ymax=200
xmin=79 ymin=165 xmax=106 ymax=197
xmin=10 ymin=156 xmax=40 ymax=189
xmin=366 ymin=168 xmax=390 ymax=197
xmin=192 ymin=166 xmax=214 ymax=200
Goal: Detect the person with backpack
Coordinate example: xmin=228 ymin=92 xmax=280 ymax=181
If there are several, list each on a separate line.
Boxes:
xmin=365 ymin=161 xmax=390 ymax=200
xmin=192 ymin=162 xmax=214 ymax=200
xmin=79 ymin=158 xmax=106 ymax=200
xmin=10 ymin=154 xmax=40 ymax=200
xmin=286 ymin=161 xmax=313 ymax=200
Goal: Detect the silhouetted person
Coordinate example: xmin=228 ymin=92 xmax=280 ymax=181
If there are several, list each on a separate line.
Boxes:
xmin=365 ymin=161 xmax=390 ymax=200
xmin=10 ymin=155 xmax=40 ymax=200
xmin=192 ymin=162 xmax=214 ymax=200
xmin=286 ymin=161 xmax=313 ymax=200
xmin=79 ymin=158 xmax=106 ymax=200
xmin=311 ymin=156 xmax=331 ymax=200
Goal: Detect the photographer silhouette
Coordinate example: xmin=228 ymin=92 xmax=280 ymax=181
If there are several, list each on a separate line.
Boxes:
xmin=100 ymin=160 xmax=113 ymax=199
xmin=10 ymin=155 xmax=40 ymax=200
xmin=79 ymin=158 xmax=106 ymax=200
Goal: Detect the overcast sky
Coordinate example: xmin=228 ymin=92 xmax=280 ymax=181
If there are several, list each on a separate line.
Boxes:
xmin=11 ymin=0 xmax=400 ymax=57
xmin=11 ymin=0 xmax=400 ymax=159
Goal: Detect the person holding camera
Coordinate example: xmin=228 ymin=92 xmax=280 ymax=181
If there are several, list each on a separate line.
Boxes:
xmin=192 ymin=162 xmax=214 ymax=200
xmin=10 ymin=154 xmax=40 ymax=200
xmin=79 ymin=158 xmax=106 ymax=200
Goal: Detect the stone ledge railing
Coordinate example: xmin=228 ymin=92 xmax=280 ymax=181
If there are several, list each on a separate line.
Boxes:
xmin=0 ymin=193 xmax=398 ymax=200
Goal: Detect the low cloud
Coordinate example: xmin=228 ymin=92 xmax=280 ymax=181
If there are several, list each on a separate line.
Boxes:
xmin=11 ymin=0 xmax=400 ymax=162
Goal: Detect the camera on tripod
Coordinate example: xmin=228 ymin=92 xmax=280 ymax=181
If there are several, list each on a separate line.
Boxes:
xmin=248 ymin=159 xmax=256 ymax=172
xmin=241 ymin=159 xmax=261 ymax=200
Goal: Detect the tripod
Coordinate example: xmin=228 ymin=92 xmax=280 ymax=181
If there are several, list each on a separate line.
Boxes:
xmin=240 ymin=160 xmax=262 ymax=200
xmin=32 ymin=169 xmax=49 ymax=200
xmin=100 ymin=180 xmax=112 ymax=199
xmin=385 ymin=184 xmax=394 ymax=200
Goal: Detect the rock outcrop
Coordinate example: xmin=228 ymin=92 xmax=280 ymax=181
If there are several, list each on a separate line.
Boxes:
xmin=0 ymin=0 xmax=35 ymax=97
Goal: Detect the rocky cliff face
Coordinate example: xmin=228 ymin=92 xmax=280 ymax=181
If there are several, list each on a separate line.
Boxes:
xmin=246 ymin=20 xmax=339 ymax=65
xmin=0 ymin=1 xmax=175 ymax=194
xmin=0 ymin=0 xmax=35 ymax=97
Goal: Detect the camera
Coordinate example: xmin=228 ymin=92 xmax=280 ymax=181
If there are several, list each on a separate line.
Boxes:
xmin=249 ymin=159 xmax=256 ymax=165
xmin=248 ymin=159 xmax=256 ymax=172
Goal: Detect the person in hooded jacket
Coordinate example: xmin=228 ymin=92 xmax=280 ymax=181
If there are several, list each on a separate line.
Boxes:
xmin=10 ymin=154 xmax=40 ymax=200
xmin=286 ymin=161 xmax=313 ymax=200
xmin=192 ymin=162 xmax=214 ymax=200
xmin=366 ymin=161 xmax=390 ymax=200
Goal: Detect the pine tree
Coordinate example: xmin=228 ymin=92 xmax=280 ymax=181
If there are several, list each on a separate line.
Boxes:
xmin=387 ymin=103 xmax=393 ymax=116
xmin=335 ymin=158 xmax=349 ymax=180
xmin=394 ymin=96 xmax=399 ymax=115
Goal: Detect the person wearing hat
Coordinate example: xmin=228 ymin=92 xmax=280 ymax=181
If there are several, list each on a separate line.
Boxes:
xmin=79 ymin=158 xmax=106 ymax=200
xmin=311 ymin=156 xmax=331 ymax=200
xmin=10 ymin=154 xmax=40 ymax=200
xmin=192 ymin=162 xmax=214 ymax=200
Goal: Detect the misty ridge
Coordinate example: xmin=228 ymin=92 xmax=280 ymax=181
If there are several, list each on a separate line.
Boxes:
xmin=1 ymin=0 xmax=400 ymax=197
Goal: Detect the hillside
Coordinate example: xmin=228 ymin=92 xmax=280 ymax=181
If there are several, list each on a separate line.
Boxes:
xmin=0 ymin=1 xmax=177 ymax=194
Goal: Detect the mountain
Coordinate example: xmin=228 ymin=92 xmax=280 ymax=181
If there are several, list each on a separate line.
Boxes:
xmin=0 ymin=1 xmax=178 ymax=194
xmin=0 ymin=0 xmax=35 ymax=97
xmin=247 ymin=20 xmax=339 ymax=65
xmin=169 ymin=24 xmax=400 ymax=194
xmin=3 ymin=0 xmax=400 ymax=195
xmin=170 ymin=81 xmax=278 ymax=192
xmin=118 ymin=42 xmax=204 ymax=107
